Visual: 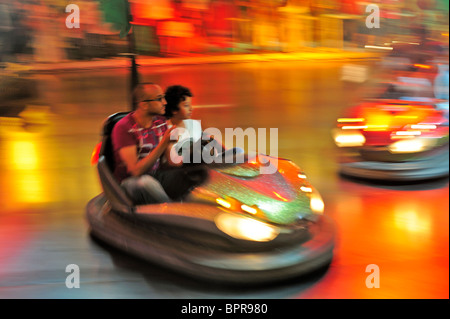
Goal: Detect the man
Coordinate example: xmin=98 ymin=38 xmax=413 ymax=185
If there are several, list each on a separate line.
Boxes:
xmin=112 ymin=82 xmax=194 ymax=204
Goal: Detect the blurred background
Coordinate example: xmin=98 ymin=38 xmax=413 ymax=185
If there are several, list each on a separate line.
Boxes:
xmin=0 ymin=0 xmax=448 ymax=299
xmin=0 ymin=0 xmax=448 ymax=62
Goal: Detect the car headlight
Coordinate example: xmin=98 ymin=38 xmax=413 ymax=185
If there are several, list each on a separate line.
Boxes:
xmin=310 ymin=191 xmax=325 ymax=214
xmin=388 ymin=138 xmax=436 ymax=154
xmin=333 ymin=130 xmax=366 ymax=147
xmin=215 ymin=213 xmax=280 ymax=242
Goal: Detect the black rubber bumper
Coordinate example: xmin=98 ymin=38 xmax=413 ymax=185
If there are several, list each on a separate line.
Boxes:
xmin=86 ymin=195 xmax=335 ymax=285
xmin=340 ymin=145 xmax=449 ymax=181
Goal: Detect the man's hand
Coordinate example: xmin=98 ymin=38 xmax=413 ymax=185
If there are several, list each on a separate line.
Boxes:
xmin=160 ymin=125 xmax=178 ymax=148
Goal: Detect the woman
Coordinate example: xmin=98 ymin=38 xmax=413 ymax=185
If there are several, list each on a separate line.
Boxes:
xmin=164 ymin=85 xmax=242 ymax=165
xmin=164 ymin=84 xmax=201 ymax=143
xmin=164 ymin=85 xmax=219 ymax=165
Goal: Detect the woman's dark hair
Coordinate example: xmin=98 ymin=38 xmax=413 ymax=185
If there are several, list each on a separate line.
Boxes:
xmin=164 ymin=85 xmax=193 ymax=118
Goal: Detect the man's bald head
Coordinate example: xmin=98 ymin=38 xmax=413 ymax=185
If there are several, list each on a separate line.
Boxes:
xmin=133 ymin=83 xmax=162 ymax=105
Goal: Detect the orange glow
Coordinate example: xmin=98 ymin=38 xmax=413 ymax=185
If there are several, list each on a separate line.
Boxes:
xmin=414 ymin=64 xmax=432 ymax=69
xmin=16 ymin=172 xmax=46 ymax=203
xmin=91 ymin=142 xmax=102 ymax=166
xmin=394 ymin=210 xmax=431 ymax=234
xmin=359 ymin=103 xmax=437 ymax=133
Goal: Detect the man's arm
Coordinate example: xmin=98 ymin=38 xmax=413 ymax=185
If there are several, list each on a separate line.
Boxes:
xmin=119 ymin=143 xmax=166 ymax=176
xmin=119 ymin=126 xmax=176 ymax=176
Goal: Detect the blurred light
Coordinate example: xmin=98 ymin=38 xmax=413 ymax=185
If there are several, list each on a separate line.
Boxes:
xmin=395 ymin=131 xmax=422 ymax=136
xmin=16 ymin=173 xmax=44 ymax=203
xmin=310 ymin=193 xmax=325 ymax=214
xmin=300 ymin=186 xmax=312 ymax=193
xmin=12 ymin=141 xmax=38 ymax=170
xmin=334 ymin=132 xmax=366 ymax=147
xmin=91 ymin=142 xmax=102 ymax=166
xmin=297 ymin=174 xmax=307 ymax=179
xmin=388 ymin=139 xmax=430 ymax=153
xmin=394 ymin=210 xmax=431 ymax=234
xmin=395 ymin=115 xmax=418 ymax=119
xmin=411 ymin=124 xmax=437 ymax=130
xmin=337 ymin=118 xmax=364 ymax=123
xmin=365 ymin=124 xmax=389 ymax=131
xmin=392 ymin=41 xmax=419 ymax=45
xmin=7 ymin=138 xmax=48 ymax=203
xmin=215 ymin=213 xmax=279 ymax=242
xmin=391 ymin=135 xmax=415 ymax=140
xmin=216 ymin=198 xmax=231 ymax=209
xmin=365 ymin=45 xmax=393 ymax=50
xmin=414 ymin=64 xmax=432 ymax=69
xmin=241 ymin=204 xmax=258 ymax=215
xmin=342 ymin=125 xmax=367 ymax=130
xmin=273 ymin=192 xmax=288 ymax=202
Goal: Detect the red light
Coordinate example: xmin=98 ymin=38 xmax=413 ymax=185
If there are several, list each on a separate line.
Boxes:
xmin=90 ymin=142 xmax=102 ymax=166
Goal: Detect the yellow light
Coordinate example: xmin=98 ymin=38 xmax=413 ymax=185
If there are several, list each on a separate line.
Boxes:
xmin=216 ymin=198 xmax=231 ymax=209
xmin=215 ymin=213 xmax=279 ymax=242
xmin=388 ymin=139 xmax=429 ymax=153
xmin=395 ymin=115 xmax=418 ymax=119
xmin=310 ymin=193 xmax=325 ymax=214
xmin=12 ymin=141 xmax=38 ymax=170
xmin=297 ymin=174 xmax=307 ymax=179
xmin=241 ymin=204 xmax=258 ymax=215
xmin=273 ymin=192 xmax=288 ymax=202
xmin=7 ymin=138 xmax=48 ymax=204
xmin=337 ymin=118 xmax=364 ymax=123
xmin=300 ymin=186 xmax=312 ymax=193
xmin=394 ymin=210 xmax=430 ymax=234
xmin=414 ymin=64 xmax=431 ymax=69
xmin=334 ymin=132 xmax=366 ymax=147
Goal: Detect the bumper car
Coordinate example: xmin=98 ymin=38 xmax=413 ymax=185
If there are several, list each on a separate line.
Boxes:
xmin=332 ymin=99 xmax=449 ymax=181
xmin=86 ymin=112 xmax=335 ymax=285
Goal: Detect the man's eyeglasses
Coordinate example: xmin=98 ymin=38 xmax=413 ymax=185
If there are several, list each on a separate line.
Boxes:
xmin=142 ymin=95 xmax=165 ymax=103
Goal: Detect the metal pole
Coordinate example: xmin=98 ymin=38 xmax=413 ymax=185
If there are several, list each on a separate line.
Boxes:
xmin=127 ymin=10 xmax=139 ymax=111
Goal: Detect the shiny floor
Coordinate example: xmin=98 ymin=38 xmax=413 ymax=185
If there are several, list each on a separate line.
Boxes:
xmin=0 ymin=61 xmax=448 ymax=298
